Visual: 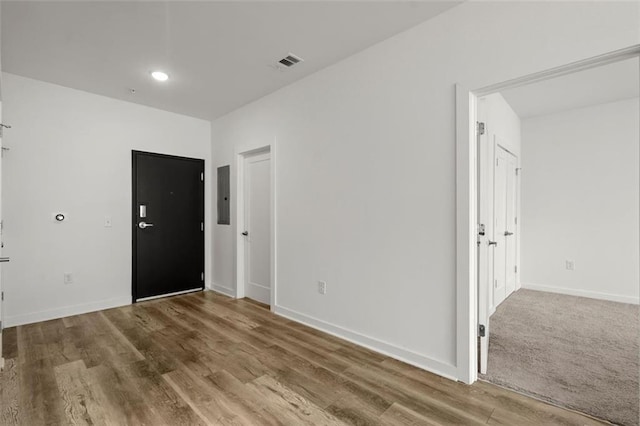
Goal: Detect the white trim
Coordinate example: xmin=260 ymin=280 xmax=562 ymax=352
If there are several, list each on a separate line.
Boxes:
xmin=235 ymin=140 xmax=277 ymax=309
xmin=270 ymin=140 xmax=277 ymax=309
xmin=521 ymin=283 xmax=639 ymax=305
xmin=245 ymin=282 xmax=270 ymax=305
xmin=455 ymin=44 xmax=640 ymax=386
xmin=273 ymin=304 xmax=458 ymax=381
xmin=208 ymin=284 xmax=236 ymax=298
xmin=475 ymin=45 xmax=640 ymax=96
xmin=4 ymin=296 xmax=131 ymax=327
xmin=455 ymin=84 xmax=477 ymax=384
xmin=136 ymin=288 xmax=202 ymax=302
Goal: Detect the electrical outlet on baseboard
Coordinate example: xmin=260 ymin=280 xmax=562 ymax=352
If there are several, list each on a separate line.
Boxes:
xmin=318 ymin=280 xmax=327 ymax=295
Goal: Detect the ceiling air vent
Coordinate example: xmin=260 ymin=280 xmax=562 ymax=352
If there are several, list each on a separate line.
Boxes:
xmin=277 ymin=53 xmax=304 ymax=69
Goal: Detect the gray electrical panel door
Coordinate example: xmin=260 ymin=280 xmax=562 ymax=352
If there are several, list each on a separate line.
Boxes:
xmin=217 ymin=165 xmax=230 ymax=224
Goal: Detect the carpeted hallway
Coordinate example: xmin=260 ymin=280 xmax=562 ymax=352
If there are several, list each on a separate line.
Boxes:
xmin=481 ymin=289 xmax=639 ymax=426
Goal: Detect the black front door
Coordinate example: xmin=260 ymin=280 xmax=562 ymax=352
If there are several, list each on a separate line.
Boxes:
xmin=132 ymin=151 xmax=205 ymax=301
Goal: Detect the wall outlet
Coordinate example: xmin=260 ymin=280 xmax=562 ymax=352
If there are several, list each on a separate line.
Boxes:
xmin=104 ymin=216 xmax=112 ymax=227
xmin=64 ymin=273 xmax=73 ymax=284
xmin=318 ymin=280 xmax=327 ymax=295
xmin=565 ymin=260 xmax=575 ymax=271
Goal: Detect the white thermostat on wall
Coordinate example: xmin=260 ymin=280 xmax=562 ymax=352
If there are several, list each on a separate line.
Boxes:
xmin=52 ymin=212 xmax=68 ymax=222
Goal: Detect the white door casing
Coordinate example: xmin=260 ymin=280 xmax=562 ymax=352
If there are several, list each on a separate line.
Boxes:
xmin=505 ymin=153 xmax=518 ymax=297
xmin=242 ymin=151 xmax=271 ymax=305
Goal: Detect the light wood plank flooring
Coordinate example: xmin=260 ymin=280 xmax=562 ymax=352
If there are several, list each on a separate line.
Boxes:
xmin=1 ymin=291 xmax=605 ymax=425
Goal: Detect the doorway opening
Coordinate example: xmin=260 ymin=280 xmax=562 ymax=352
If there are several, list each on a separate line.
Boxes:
xmin=132 ymin=151 xmax=205 ymax=302
xmin=236 ymin=145 xmax=275 ymax=308
xmin=457 ymin=46 xmax=639 ymax=425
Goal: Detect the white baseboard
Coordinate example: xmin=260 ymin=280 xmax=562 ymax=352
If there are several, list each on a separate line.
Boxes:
xmin=246 ymin=283 xmax=270 ymax=305
xmin=273 ymin=304 xmax=458 ymax=381
xmin=521 ymin=283 xmax=639 ymax=305
xmin=208 ymin=284 xmax=236 ymax=298
xmin=4 ymin=296 xmax=132 ymax=327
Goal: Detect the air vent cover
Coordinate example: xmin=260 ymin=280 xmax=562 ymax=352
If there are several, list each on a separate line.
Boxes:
xmin=277 ymin=53 xmax=304 ymax=69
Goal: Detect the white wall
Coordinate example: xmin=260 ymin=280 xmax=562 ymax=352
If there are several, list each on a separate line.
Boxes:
xmin=211 ymin=1 xmax=639 ymax=380
xmin=2 ymin=73 xmax=212 ymax=326
xmin=479 ymin=94 xmax=521 ymax=157
xmin=521 ymin=98 xmax=639 ymax=304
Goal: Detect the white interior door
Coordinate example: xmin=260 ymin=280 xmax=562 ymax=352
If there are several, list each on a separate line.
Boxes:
xmin=242 ymin=151 xmax=271 ymax=305
xmin=477 ymin=120 xmax=492 ymax=374
xmin=0 ymin=100 xmax=4 ymax=367
xmin=493 ymin=145 xmax=518 ymax=308
xmin=493 ymin=147 xmax=508 ymax=308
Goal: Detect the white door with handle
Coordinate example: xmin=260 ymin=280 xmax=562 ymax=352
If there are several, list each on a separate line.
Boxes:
xmin=0 ymin=100 xmax=5 ymax=369
xmin=477 ymin=121 xmax=492 ymax=375
xmin=493 ymin=144 xmax=518 ymax=309
xmin=242 ymin=151 xmax=271 ymax=305
xmin=479 ymin=137 xmax=519 ymax=375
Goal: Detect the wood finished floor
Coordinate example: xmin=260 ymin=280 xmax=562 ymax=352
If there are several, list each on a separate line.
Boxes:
xmin=0 ymin=291 xmax=605 ymax=425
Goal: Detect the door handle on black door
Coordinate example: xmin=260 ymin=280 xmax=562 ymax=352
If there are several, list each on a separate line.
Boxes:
xmin=241 ymin=231 xmax=248 ymax=236
xmin=138 ymin=222 xmax=154 ymax=229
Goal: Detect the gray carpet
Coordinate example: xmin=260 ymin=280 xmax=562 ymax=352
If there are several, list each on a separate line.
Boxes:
xmin=481 ymin=289 xmax=639 ymax=426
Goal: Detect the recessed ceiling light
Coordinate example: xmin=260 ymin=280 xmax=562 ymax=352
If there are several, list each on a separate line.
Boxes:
xmin=151 ymin=71 xmax=169 ymax=82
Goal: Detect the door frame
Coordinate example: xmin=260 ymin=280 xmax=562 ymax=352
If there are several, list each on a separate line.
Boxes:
xmin=235 ymin=141 xmax=277 ymax=309
xmin=131 ymin=150 xmax=206 ymax=303
xmin=455 ymin=44 xmax=640 ymax=384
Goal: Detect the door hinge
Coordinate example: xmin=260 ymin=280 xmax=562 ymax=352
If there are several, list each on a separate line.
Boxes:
xmin=200 ymin=222 xmax=204 ymax=232
xmin=200 ymin=172 xmax=204 ymax=182
xmin=515 ymin=265 xmax=518 ymax=273
xmin=516 ymin=168 xmax=521 ymax=176
xmin=1 ymin=291 xmax=3 ymax=301
xmin=478 ymin=324 xmax=486 ymax=337
xmin=201 ymin=272 xmax=204 ymax=281
xmin=477 ymin=122 xmax=485 ymax=136
xmin=515 ymin=217 xmax=518 ymax=225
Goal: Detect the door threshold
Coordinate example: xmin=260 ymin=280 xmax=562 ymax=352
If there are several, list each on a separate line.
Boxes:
xmin=136 ymin=287 xmax=203 ymax=302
